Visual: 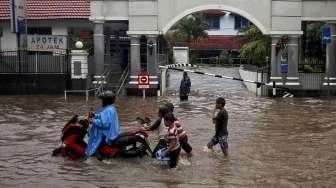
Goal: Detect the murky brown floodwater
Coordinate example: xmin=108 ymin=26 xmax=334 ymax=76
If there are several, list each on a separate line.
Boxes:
xmin=1 ymin=67 xmax=336 ymax=187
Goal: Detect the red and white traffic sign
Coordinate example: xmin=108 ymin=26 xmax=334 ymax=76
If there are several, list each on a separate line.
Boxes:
xmin=138 ymin=74 xmax=150 ymax=89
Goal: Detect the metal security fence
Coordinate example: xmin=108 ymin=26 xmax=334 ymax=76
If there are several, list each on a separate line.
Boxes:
xmin=0 ymin=51 xmax=70 ymax=74
xmin=299 ymin=73 xmax=325 ymax=90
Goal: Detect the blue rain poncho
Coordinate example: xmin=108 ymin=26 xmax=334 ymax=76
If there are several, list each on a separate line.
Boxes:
xmin=85 ymin=105 xmax=120 ymax=156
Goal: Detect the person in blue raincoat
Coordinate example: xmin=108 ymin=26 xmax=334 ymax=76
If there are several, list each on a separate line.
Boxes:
xmin=86 ymin=90 xmax=120 ymax=158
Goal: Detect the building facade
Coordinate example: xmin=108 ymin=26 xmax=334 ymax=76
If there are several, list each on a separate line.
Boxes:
xmin=0 ymin=0 xmax=93 ymax=94
xmin=189 ymin=10 xmax=251 ymax=60
xmin=90 ymin=0 xmax=336 ymax=94
xmin=1 ymin=0 xmax=336 ymax=95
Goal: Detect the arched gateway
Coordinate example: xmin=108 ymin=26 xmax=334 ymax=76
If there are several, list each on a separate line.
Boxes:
xmin=90 ymin=0 xmax=336 ymax=94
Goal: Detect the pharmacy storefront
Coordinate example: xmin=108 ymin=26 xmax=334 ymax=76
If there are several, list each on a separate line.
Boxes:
xmin=27 ymin=35 xmax=67 ymax=53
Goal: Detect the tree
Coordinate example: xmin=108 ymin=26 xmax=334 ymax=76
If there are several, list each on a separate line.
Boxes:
xmin=300 ymin=21 xmax=326 ymax=72
xmin=238 ymin=26 xmax=271 ymax=67
xmin=168 ymin=13 xmax=208 ymax=46
xmin=304 ymin=21 xmax=325 ymax=59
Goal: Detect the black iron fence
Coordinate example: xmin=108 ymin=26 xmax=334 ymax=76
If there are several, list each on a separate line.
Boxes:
xmin=0 ymin=50 xmax=70 ymax=74
xmin=195 ymin=57 xmax=248 ymax=66
xmin=299 ymin=58 xmax=325 ymax=73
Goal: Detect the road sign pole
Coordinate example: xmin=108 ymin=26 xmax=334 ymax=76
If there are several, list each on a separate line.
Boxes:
xmin=138 ymin=73 xmax=149 ymax=98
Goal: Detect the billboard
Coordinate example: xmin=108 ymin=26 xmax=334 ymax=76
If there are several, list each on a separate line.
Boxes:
xmin=10 ymin=0 xmax=26 ymax=33
xmin=27 ymin=35 xmax=67 ymax=52
xmin=321 ymin=26 xmax=331 ymax=44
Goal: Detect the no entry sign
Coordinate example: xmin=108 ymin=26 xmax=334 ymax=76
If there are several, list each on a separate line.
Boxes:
xmin=138 ymin=73 xmax=150 ymax=89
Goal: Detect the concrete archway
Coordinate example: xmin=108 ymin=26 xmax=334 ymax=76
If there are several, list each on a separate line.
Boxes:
xmin=90 ymin=0 xmax=336 ymax=95
xmin=161 ymin=4 xmax=268 ymax=35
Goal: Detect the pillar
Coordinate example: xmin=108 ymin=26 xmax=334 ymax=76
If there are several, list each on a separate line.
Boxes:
xmin=146 ymin=35 xmax=159 ymax=90
xmin=130 ymin=35 xmax=141 ymax=75
xmin=93 ymin=20 xmax=105 ymax=75
xmin=127 ymin=35 xmax=142 ymax=89
xmin=146 ymin=35 xmax=157 ymax=75
xmin=70 ymin=48 xmax=89 ymax=90
xmin=270 ymin=36 xmax=282 ymax=85
xmin=324 ymin=23 xmax=336 ymax=86
xmin=286 ymin=36 xmax=300 ymax=86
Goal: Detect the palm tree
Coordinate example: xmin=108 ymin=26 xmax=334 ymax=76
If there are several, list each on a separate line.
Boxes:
xmin=169 ymin=13 xmax=208 ymax=46
xmin=238 ymin=26 xmax=271 ymax=67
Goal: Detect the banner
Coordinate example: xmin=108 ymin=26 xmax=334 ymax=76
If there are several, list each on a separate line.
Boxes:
xmin=27 ymin=35 xmax=67 ymax=51
xmin=321 ymin=26 xmax=331 ymax=44
xmin=10 ymin=0 xmax=26 ymax=33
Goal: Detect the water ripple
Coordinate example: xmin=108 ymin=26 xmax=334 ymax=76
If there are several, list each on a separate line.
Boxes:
xmin=0 ymin=68 xmax=336 ymax=187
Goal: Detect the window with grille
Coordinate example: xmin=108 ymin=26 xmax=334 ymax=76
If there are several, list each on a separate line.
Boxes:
xmin=206 ymin=16 xmax=220 ymax=30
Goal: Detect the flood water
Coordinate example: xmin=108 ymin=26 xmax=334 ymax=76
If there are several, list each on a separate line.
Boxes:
xmin=1 ymin=67 xmax=336 ymax=187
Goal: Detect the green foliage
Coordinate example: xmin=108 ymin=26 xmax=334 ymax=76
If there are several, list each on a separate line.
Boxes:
xmin=189 ymin=51 xmax=199 ymax=65
xmin=238 ymin=26 xmax=271 ymax=67
xmin=83 ymin=41 xmax=94 ymax=55
xmin=209 ymin=56 xmax=218 ymax=64
xmin=170 ymin=13 xmax=208 ymax=45
xmin=300 ymin=21 xmax=326 ymax=72
xmin=303 ymin=65 xmax=314 ymax=73
xmin=219 ymin=50 xmax=230 ymax=64
xmin=305 ymin=21 xmax=325 ymax=59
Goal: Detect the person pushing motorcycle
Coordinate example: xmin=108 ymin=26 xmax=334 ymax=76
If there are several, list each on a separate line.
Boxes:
xmin=86 ymin=90 xmax=121 ymax=158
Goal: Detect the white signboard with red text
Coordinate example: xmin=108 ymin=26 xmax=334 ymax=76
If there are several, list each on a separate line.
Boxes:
xmin=27 ymin=35 xmax=67 ymax=52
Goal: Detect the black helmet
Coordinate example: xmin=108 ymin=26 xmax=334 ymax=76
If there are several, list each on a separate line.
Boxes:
xmin=98 ymin=90 xmax=115 ymax=99
xmin=98 ymin=90 xmax=116 ymax=106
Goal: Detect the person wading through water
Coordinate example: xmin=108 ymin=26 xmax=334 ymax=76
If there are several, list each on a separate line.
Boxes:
xmin=160 ymin=112 xmax=181 ymax=168
xmin=86 ymin=91 xmax=120 ymax=159
xmin=165 ymin=102 xmax=192 ymax=155
xmin=179 ymin=72 xmax=191 ymax=101
xmin=207 ymin=97 xmax=229 ymax=156
xmin=140 ymin=105 xmax=170 ymax=157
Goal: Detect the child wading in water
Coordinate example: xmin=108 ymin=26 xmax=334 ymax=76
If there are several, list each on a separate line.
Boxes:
xmin=207 ymin=97 xmax=229 ymax=156
xmin=140 ymin=105 xmax=169 ymax=157
xmin=165 ymin=102 xmax=192 ymax=155
xmin=160 ymin=112 xmax=181 ymax=168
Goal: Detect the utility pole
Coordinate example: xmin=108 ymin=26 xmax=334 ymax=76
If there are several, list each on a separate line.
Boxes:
xmin=10 ymin=0 xmax=26 ymax=72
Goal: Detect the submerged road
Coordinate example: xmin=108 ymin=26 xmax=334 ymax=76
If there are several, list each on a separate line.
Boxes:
xmin=0 ymin=67 xmax=335 ymax=187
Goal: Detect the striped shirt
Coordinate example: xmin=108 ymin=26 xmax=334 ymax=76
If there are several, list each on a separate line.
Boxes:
xmin=174 ymin=119 xmax=186 ymax=139
xmin=167 ymin=125 xmax=180 ymax=150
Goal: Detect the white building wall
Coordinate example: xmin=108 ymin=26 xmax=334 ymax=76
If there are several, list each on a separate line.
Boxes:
xmin=239 ymin=67 xmax=263 ymax=96
xmin=0 ymin=24 xmax=17 ymax=51
xmin=52 ymin=25 xmax=68 ymax=36
xmin=90 ymin=0 xmax=129 ymax=21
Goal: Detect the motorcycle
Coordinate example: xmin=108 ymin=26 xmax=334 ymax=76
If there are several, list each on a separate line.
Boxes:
xmin=52 ymin=115 xmax=152 ymax=160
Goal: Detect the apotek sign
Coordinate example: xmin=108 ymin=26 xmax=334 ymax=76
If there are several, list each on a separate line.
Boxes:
xmin=27 ymin=35 xmax=67 ymax=52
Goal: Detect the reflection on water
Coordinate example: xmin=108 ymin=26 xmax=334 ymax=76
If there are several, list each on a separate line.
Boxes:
xmin=1 ymin=67 xmax=336 ymax=187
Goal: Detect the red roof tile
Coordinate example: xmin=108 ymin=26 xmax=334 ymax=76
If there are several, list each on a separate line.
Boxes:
xmin=190 ymin=36 xmax=242 ymax=50
xmin=0 ymin=0 xmax=89 ymax=20
xmin=204 ymin=10 xmax=226 ymax=16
